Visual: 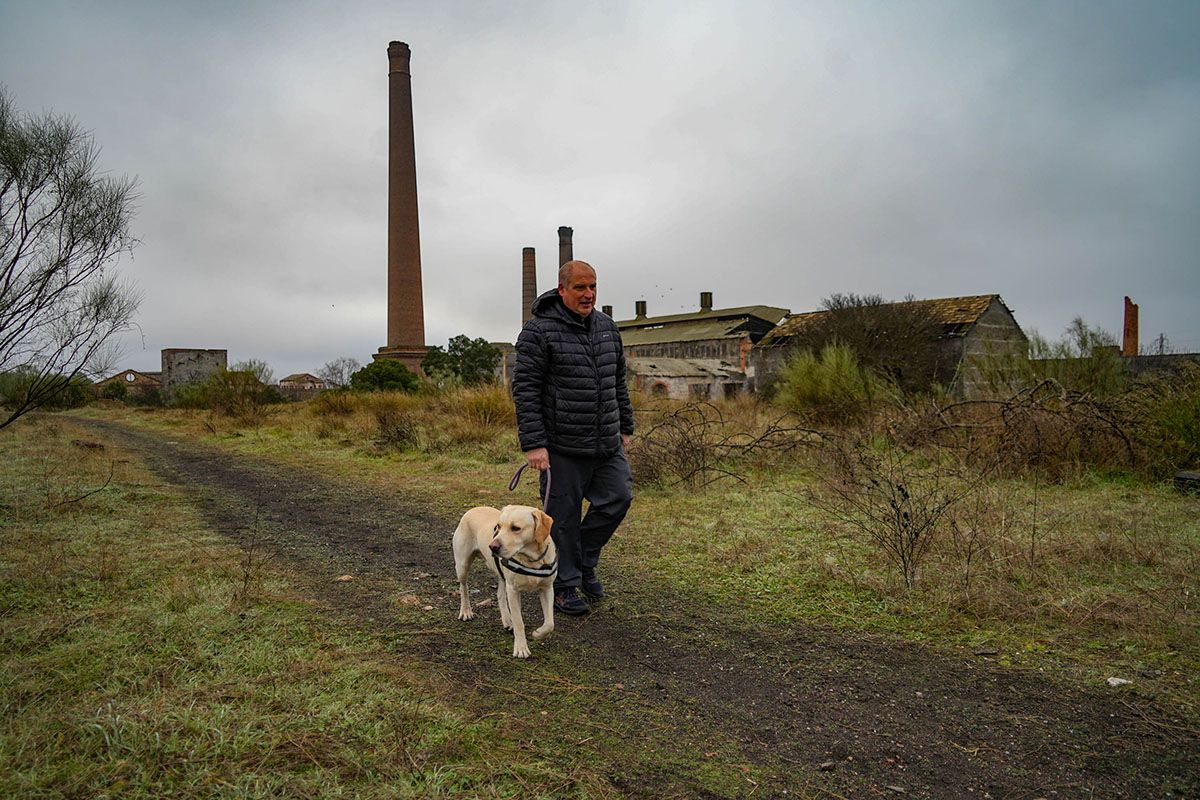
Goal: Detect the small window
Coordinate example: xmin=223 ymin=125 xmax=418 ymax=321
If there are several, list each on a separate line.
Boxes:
xmin=125 ymin=373 xmax=135 ymax=382
xmin=651 ymin=382 xmax=669 ymax=397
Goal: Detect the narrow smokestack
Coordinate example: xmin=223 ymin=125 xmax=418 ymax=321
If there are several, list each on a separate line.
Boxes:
xmin=602 ymin=304 xmax=613 ymax=317
xmin=635 ymin=300 xmax=647 ymax=319
xmin=700 ymin=291 xmax=713 ymax=312
xmin=1122 ymin=296 xmax=1139 ymax=357
xmin=558 ymin=226 xmax=573 ymax=267
xmin=521 ymin=247 xmax=537 ymax=326
xmin=377 ymin=40 xmax=427 ymax=372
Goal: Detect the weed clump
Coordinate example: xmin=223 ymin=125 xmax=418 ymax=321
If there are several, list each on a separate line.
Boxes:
xmin=774 ymin=342 xmax=898 ymax=424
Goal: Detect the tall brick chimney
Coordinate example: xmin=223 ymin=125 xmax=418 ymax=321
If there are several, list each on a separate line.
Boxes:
xmin=521 ymin=247 xmax=537 ymax=326
xmin=558 ymin=226 xmax=573 ymax=267
xmin=700 ymin=291 xmax=713 ymax=313
xmin=376 ymin=40 xmax=428 ymax=372
xmin=1122 ymin=296 xmax=1139 ymax=357
xmin=635 ymin=300 xmax=647 ymax=319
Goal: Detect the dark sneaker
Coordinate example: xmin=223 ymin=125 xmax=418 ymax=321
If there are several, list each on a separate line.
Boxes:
xmin=580 ymin=569 xmax=605 ymax=599
xmin=554 ymin=587 xmax=590 ymax=616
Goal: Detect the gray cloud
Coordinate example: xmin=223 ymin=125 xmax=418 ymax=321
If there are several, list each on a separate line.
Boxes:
xmin=2 ymin=0 xmax=1197 ymax=378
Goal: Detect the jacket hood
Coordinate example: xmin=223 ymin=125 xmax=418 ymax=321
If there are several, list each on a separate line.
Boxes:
xmin=531 ymin=288 xmax=590 ymax=327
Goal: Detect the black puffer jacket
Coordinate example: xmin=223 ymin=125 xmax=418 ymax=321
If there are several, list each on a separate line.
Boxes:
xmin=513 ymin=289 xmax=634 ymax=457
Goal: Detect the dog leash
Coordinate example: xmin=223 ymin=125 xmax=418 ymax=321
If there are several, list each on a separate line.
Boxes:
xmin=507 ymin=462 xmax=551 ymax=511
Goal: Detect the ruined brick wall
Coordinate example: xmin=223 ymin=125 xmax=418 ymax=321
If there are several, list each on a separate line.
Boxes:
xmin=161 ymin=349 xmax=227 ymax=397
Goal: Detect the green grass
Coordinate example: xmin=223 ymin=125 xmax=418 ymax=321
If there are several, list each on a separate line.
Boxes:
xmin=0 ymin=416 xmax=621 ymax=799
xmin=3 ymin=411 xmax=801 ymax=798
xmin=71 ymin=396 xmax=1200 ymax=715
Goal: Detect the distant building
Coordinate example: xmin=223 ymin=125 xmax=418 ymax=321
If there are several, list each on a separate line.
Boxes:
xmin=277 ymin=372 xmax=329 ymax=400
xmin=616 ymin=293 xmax=789 ymax=397
xmin=627 ymin=357 xmax=744 ymax=401
xmin=754 ymin=294 xmax=1026 ymax=398
xmin=279 ymin=373 xmax=328 ymax=391
xmin=93 ymin=369 xmax=162 ymax=397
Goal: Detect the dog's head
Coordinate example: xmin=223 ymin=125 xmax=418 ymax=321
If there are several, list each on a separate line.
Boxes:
xmin=489 ymin=504 xmax=554 ymax=559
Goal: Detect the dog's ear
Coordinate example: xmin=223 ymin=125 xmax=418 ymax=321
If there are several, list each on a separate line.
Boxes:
xmin=534 ymin=509 xmax=554 ymax=546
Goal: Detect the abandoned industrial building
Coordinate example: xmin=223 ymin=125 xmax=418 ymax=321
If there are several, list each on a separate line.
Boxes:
xmin=754 ymin=294 xmax=1027 ymax=398
xmin=615 ymin=294 xmax=788 ymax=399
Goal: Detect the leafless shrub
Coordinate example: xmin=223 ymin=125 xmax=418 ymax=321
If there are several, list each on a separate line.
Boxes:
xmin=805 ymin=425 xmax=990 ymax=588
xmin=232 ymin=501 xmax=273 ymax=608
xmin=903 ymin=379 xmax=1137 ymax=480
xmin=628 ymin=401 xmax=817 ymax=488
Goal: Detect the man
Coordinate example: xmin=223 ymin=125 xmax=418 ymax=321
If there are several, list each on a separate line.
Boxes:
xmin=513 ymin=260 xmax=634 ymax=615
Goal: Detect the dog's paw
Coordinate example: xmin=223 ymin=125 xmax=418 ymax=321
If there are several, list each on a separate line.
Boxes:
xmin=531 ymin=624 xmax=553 ymax=641
xmin=458 ymin=609 xmax=475 ymax=621
xmin=512 ymin=643 xmax=531 ymax=658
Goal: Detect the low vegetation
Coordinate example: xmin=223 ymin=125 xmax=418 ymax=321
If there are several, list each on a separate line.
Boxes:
xmin=62 ymin=370 xmax=1200 ymax=712
xmin=0 ymin=416 xmax=620 ymax=798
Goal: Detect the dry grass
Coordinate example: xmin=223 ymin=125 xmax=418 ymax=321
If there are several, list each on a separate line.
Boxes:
xmin=0 ymin=414 xmax=616 ymax=798
xmin=68 ymin=390 xmax=1200 ymax=708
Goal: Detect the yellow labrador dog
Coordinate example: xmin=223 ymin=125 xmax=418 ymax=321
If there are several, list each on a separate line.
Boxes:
xmin=453 ymin=505 xmax=556 ymax=658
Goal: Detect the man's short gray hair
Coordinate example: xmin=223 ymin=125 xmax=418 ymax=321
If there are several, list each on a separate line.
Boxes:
xmin=558 ymin=260 xmax=595 ymax=286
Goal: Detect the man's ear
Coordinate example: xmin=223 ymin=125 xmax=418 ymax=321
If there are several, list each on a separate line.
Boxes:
xmin=535 ymin=510 xmax=554 ymax=545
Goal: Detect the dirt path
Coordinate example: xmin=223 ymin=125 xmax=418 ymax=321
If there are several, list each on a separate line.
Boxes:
xmin=83 ymin=419 xmax=1197 ymax=799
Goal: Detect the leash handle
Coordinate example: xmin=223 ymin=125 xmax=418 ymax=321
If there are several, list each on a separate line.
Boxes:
xmin=509 ymin=462 xmax=551 ymax=510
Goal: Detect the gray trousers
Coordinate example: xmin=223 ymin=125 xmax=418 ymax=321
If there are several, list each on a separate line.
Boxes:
xmin=540 ymin=449 xmax=633 ymax=590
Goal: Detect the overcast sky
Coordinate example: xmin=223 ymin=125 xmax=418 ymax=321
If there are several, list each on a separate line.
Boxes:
xmin=2 ymin=0 xmax=1197 ymax=378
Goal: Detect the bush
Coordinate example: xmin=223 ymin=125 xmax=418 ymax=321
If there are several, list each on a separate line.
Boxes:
xmin=1128 ymin=363 xmax=1200 ymax=473
xmin=628 ymin=399 xmax=813 ymax=488
xmin=129 ymin=385 xmax=164 ymax=407
xmin=363 ymin=393 xmax=420 ymax=449
xmin=0 ymin=367 xmax=92 ymax=411
xmin=170 ymin=369 xmax=283 ymax=417
xmin=774 ymin=342 xmax=898 ymax=424
xmin=350 ymin=360 xmax=419 ymax=393
xmin=100 ymin=381 xmax=128 ymax=401
xmin=310 ymin=389 xmax=362 ymax=417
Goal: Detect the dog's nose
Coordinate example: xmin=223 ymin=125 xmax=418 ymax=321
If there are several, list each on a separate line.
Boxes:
xmin=488 ymin=538 xmax=501 ymax=553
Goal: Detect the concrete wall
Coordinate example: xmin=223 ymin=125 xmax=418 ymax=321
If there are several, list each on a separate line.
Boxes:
xmin=954 ymin=300 xmax=1028 ymax=398
xmin=632 ymin=373 xmax=742 ymax=401
xmin=625 ymin=336 xmax=745 ymax=364
xmin=161 ymin=348 xmax=227 ymax=397
xmin=1124 ymin=353 xmax=1200 ymax=377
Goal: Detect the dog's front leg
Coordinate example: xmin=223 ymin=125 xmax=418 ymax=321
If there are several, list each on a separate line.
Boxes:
xmin=496 ymin=579 xmax=512 ymax=631
xmin=506 ymin=583 xmax=531 ymax=658
xmin=457 ymin=575 xmax=474 ymax=621
xmin=531 ymin=582 xmax=554 ymax=641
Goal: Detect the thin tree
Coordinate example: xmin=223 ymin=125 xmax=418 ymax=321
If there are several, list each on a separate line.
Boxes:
xmin=0 ymin=88 xmax=140 ymax=429
xmin=318 ymin=356 xmax=361 ymax=387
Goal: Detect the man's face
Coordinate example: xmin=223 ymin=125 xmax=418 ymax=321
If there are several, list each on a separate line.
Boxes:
xmin=559 ymin=266 xmax=597 ymax=317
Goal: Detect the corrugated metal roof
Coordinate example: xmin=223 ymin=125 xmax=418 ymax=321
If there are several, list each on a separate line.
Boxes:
xmin=759 ymin=295 xmax=1006 ymax=347
xmin=627 ymin=357 xmax=742 ymax=378
xmin=621 ymin=318 xmax=751 ymax=346
xmin=618 ymin=305 xmax=789 ymax=330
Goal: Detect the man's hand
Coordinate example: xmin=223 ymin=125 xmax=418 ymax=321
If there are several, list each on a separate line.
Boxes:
xmin=525 ymin=447 xmax=550 ymax=471
xmin=622 ymin=434 xmax=632 ymax=451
